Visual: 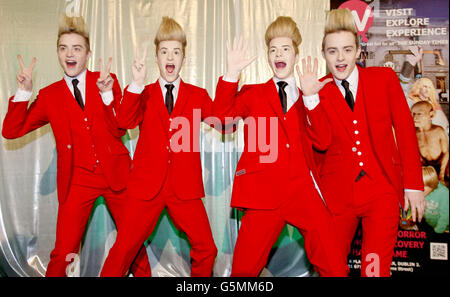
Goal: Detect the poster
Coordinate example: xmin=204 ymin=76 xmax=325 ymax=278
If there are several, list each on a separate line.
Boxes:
xmin=330 ymin=0 xmax=449 ymax=276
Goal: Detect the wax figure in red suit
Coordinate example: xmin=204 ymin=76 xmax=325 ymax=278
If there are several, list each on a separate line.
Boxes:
xmin=303 ymin=9 xmax=425 ymax=277
xmin=212 ymin=16 xmax=348 ymax=277
xmin=100 ymin=17 xmax=217 ymax=277
xmin=1 ymin=15 xmax=150 ymax=277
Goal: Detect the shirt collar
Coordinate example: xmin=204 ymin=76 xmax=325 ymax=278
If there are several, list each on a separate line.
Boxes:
xmin=333 ymin=66 xmax=359 ymax=92
xmin=273 ymin=76 xmax=297 ymax=90
xmin=159 ymin=76 xmax=181 ymax=92
xmin=64 ymin=69 xmax=87 ymax=86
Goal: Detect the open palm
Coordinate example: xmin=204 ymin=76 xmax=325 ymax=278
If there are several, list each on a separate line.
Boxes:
xmin=226 ymin=36 xmax=257 ymax=80
xmin=296 ymin=56 xmax=332 ymax=96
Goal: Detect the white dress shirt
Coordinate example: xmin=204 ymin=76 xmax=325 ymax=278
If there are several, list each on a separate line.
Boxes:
xmin=128 ymin=76 xmax=181 ymax=105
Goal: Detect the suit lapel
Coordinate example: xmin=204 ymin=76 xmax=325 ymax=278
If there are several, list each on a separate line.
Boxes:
xmin=84 ymin=70 xmax=96 ymax=125
xmin=171 ymin=79 xmax=189 ymax=117
xmin=323 ymin=74 xmax=354 ymax=138
xmin=265 ymin=79 xmax=289 ymax=137
xmin=265 ymin=79 xmax=285 ymax=119
xmin=149 ymin=82 xmax=170 ymax=132
xmin=358 ymin=67 xmax=377 ymax=137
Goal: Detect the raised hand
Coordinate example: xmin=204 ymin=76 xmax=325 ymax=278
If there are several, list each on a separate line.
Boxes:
xmin=132 ymin=46 xmax=147 ymax=87
xmin=406 ymin=46 xmax=423 ymax=67
xmin=225 ymin=36 xmax=257 ymax=81
xmin=296 ymin=56 xmax=332 ymax=96
xmin=97 ymin=57 xmax=114 ymax=93
xmin=17 ymin=55 xmax=37 ymax=92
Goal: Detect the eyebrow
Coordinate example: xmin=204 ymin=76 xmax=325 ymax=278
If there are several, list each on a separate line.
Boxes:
xmin=58 ymin=44 xmax=84 ymax=48
xmin=270 ymin=45 xmax=292 ymax=49
xmin=159 ymin=47 xmax=182 ymax=50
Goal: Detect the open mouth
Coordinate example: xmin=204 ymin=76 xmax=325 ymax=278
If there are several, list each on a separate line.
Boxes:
xmin=275 ymin=62 xmax=286 ymax=69
xmin=166 ymin=64 xmax=175 ymax=74
xmin=336 ymin=64 xmax=347 ymax=72
xmin=66 ymin=61 xmax=77 ymax=68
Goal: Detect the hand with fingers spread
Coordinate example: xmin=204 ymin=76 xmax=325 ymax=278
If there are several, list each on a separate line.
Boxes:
xmin=406 ymin=46 xmax=423 ymax=67
xmin=132 ymin=46 xmax=148 ymax=87
xmin=404 ymin=191 xmax=426 ymax=223
xmin=296 ymin=56 xmax=332 ymax=96
xmin=97 ymin=57 xmax=114 ymax=93
xmin=17 ymin=55 xmax=37 ymax=92
xmin=225 ymin=36 xmax=257 ymax=81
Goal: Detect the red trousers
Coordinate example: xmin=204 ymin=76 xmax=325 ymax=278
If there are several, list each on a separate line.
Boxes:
xmin=230 ymin=177 xmax=349 ymax=277
xmin=100 ymin=175 xmax=217 ymax=277
xmin=332 ymin=173 xmax=399 ymax=277
xmin=46 ymin=166 xmax=151 ymax=277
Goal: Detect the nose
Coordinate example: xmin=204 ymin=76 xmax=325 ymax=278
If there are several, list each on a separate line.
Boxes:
xmin=337 ymin=50 xmax=344 ymax=61
xmin=168 ymin=51 xmax=174 ymax=60
xmin=275 ymin=49 xmax=282 ymax=57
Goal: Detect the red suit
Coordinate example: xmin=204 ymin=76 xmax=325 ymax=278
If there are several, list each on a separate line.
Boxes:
xmin=2 ymin=70 xmax=150 ymax=277
xmin=100 ymin=79 xmax=217 ymax=277
xmin=212 ymin=77 xmax=348 ymax=277
xmin=313 ymin=66 xmax=424 ymax=276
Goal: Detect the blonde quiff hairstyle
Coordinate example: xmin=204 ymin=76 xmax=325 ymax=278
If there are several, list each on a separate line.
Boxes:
xmin=265 ymin=16 xmax=302 ymax=55
xmin=154 ymin=17 xmax=187 ymax=55
xmin=322 ymin=8 xmax=359 ymax=51
xmin=57 ymin=14 xmax=90 ymax=52
xmin=422 ymin=166 xmax=439 ymax=190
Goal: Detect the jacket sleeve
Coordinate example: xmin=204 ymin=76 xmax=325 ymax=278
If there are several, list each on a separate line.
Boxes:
xmin=116 ymin=85 xmax=148 ymax=130
xmin=212 ymin=76 xmax=252 ymax=134
xmin=387 ymin=68 xmax=424 ymax=191
xmin=2 ymin=92 xmax=49 ymax=139
xmin=303 ymin=98 xmax=332 ymax=152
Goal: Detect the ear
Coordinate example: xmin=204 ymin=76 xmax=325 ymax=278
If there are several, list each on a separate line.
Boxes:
xmin=295 ymin=53 xmax=300 ymax=64
xmin=321 ymin=51 xmax=326 ymax=59
xmin=87 ymin=50 xmax=92 ymax=60
xmin=430 ymin=109 xmax=436 ymax=118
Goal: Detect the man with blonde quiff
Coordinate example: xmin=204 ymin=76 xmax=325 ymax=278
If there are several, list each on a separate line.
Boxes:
xmin=2 ymin=15 xmax=151 ymax=277
xmin=100 ymin=17 xmax=217 ymax=277
xmin=303 ymin=8 xmax=425 ymax=276
xmin=213 ymin=16 xmax=348 ymax=277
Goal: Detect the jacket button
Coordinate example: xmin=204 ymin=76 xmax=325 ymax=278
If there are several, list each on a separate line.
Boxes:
xmin=67 ymin=145 xmax=71 ymax=149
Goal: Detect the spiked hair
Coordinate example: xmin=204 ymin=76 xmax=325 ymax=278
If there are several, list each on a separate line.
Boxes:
xmin=57 ymin=14 xmax=90 ymax=51
xmin=322 ymin=8 xmax=359 ymax=51
xmin=154 ymin=17 xmax=187 ymax=55
xmin=265 ymin=16 xmax=302 ymax=55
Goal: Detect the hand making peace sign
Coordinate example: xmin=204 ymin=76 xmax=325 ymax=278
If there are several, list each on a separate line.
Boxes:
xmin=132 ymin=46 xmax=148 ymax=87
xmin=17 ymin=54 xmax=37 ymax=92
xmin=96 ymin=57 xmax=114 ymax=93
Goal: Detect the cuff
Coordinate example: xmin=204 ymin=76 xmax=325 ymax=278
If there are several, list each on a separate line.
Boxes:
xmin=405 ymin=189 xmax=423 ymax=193
xmin=100 ymin=90 xmax=114 ymax=106
xmin=222 ymin=76 xmax=239 ymax=83
xmin=12 ymin=89 xmax=32 ymax=102
xmin=128 ymin=82 xmax=145 ymax=94
xmin=302 ymin=94 xmax=320 ymax=110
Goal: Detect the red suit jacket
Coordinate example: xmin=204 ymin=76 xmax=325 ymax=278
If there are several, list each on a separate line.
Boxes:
xmin=117 ymin=79 xmax=213 ymax=201
xmin=2 ymin=71 xmax=130 ymax=203
xmin=314 ymin=66 xmax=424 ymax=213
xmin=213 ymin=77 xmax=331 ymax=210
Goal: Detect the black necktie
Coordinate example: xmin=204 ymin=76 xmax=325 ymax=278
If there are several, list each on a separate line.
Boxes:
xmin=165 ymin=84 xmax=174 ymax=115
xmin=341 ymin=79 xmax=354 ymax=111
xmin=277 ymin=81 xmax=288 ymax=114
xmin=72 ymin=79 xmax=84 ymax=110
